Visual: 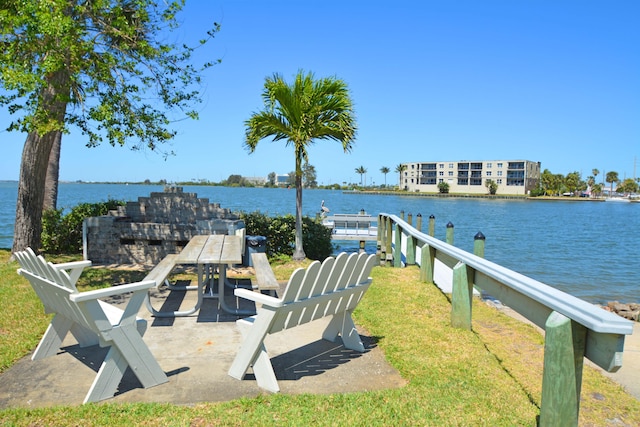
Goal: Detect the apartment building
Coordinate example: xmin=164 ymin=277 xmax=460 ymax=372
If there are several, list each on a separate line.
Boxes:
xmin=400 ymin=160 xmax=541 ymax=195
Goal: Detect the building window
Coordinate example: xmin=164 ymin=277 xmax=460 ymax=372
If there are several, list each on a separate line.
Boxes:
xmin=448 ymin=171 xmax=454 ymax=177
xmin=486 ymin=171 xmax=492 ymax=177
xmin=497 ymin=163 xmax=503 ymax=168
xmin=439 ymin=163 xmax=444 ymax=168
xmin=497 ymin=171 xmax=503 ymax=177
xmin=486 ymin=163 xmax=492 ymax=168
xmin=449 ymin=163 xmax=454 ymax=168
xmin=439 ymin=171 xmax=444 ymax=176
xmin=497 ymin=179 xmax=502 ymax=184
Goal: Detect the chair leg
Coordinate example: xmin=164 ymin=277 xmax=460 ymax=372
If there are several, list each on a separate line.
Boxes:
xmin=252 ymin=342 xmax=280 ymax=393
xmin=32 ymin=315 xmax=73 ymax=360
xmin=323 ymin=312 xmax=365 ymax=352
xmin=229 ymin=313 xmax=276 ymax=380
xmin=84 ymin=345 xmax=129 ymax=403
xmin=108 ymin=326 xmax=168 ymax=388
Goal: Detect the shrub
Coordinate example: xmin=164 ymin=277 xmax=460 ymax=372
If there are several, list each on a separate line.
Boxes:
xmin=529 ymin=187 xmax=545 ymax=197
xmin=41 ymin=200 xmax=125 ymax=254
xmin=240 ymin=211 xmax=333 ymax=260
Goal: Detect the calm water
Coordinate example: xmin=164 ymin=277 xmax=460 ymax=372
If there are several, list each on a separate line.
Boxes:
xmin=1 ymin=181 xmax=638 ymax=304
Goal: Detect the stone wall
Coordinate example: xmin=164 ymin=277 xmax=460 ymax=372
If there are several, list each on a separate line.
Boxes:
xmin=84 ymin=186 xmax=244 ymax=265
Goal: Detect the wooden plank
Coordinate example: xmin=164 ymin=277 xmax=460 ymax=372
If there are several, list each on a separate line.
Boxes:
xmin=220 ymin=235 xmax=243 ymax=264
xmin=143 ymin=254 xmax=178 ymax=287
xmin=251 ymin=253 xmax=279 ymax=292
xmin=175 ymin=235 xmax=208 ymax=264
xmin=199 ymin=235 xmax=224 ymax=264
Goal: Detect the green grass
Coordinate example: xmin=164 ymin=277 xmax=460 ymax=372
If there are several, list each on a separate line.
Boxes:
xmin=1 ymin=249 xmax=639 ymax=426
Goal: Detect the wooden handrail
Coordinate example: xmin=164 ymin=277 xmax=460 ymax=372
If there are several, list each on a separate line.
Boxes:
xmin=377 ymin=212 xmax=634 ymax=425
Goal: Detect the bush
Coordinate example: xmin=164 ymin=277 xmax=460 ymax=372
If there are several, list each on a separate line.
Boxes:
xmin=240 ymin=211 xmax=333 ymax=260
xmin=529 ymin=187 xmax=545 ymax=197
xmin=41 ymin=200 xmax=125 ymax=254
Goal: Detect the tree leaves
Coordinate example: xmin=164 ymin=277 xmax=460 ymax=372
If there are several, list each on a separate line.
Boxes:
xmin=0 ymin=0 xmax=220 ymax=153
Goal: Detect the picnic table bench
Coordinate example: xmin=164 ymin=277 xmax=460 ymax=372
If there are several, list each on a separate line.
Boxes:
xmin=250 ymin=252 xmax=280 ymax=295
xmin=15 ymin=248 xmax=168 ymax=404
xmin=228 ymin=252 xmax=377 ymax=392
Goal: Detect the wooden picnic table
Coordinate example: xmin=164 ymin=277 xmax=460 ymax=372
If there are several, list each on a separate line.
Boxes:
xmin=149 ymin=234 xmax=250 ymax=317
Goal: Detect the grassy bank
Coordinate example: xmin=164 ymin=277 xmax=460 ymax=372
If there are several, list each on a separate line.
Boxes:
xmin=1 ymin=250 xmax=638 ymax=426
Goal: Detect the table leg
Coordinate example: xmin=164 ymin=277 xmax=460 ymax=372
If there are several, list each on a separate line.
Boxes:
xmin=147 ymin=264 xmax=204 ymax=317
xmin=217 ymin=264 xmax=255 ymax=316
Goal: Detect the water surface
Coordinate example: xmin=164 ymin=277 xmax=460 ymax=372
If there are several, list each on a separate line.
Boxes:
xmin=1 ymin=182 xmax=638 ymax=304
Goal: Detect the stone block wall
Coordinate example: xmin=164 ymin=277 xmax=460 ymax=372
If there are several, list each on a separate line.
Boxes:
xmin=84 ymin=186 xmax=244 ymax=265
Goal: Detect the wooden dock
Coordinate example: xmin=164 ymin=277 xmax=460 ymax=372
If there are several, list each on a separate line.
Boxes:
xmin=322 ymin=214 xmax=378 ymax=242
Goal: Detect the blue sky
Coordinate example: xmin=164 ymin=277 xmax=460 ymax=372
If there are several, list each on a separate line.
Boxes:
xmin=1 ymin=0 xmax=638 ymax=186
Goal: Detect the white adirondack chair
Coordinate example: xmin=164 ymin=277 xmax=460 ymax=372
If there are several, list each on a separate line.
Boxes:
xmin=228 ymin=252 xmax=377 ymax=392
xmin=15 ymin=248 xmax=168 ymax=403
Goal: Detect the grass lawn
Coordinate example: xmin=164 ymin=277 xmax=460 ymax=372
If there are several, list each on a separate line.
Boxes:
xmin=1 ymin=249 xmax=638 ymax=426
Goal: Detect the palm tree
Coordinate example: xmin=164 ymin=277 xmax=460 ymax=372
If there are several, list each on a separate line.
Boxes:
xmin=606 ymin=171 xmax=619 ymax=197
xmin=244 ymin=70 xmax=357 ymax=260
xmin=380 ymin=166 xmax=390 ymax=187
xmin=355 ymin=166 xmax=367 ymax=187
xmin=395 ymin=164 xmax=407 ymax=189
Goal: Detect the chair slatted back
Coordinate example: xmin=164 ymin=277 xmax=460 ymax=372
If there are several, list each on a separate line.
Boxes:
xmin=267 ymin=253 xmax=376 ymax=334
xmin=15 ymin=249 xmax=94 ymax=332
xmin=18 ymin=269 xmax=95 ymax=332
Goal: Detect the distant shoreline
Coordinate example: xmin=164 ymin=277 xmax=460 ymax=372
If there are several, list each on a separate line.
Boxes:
xmin=350 ymin=190 xmax=612 ymax=202
xmin=2 ymin=181 xmax=633 ymax=202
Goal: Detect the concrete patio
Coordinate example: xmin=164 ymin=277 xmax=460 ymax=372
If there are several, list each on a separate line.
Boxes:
xmin=0 ymin=276 xmax=406 ymax=408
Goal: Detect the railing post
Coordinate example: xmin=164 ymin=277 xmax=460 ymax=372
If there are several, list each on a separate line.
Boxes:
xmin=406 ymin=233 xmax=416 ymax=265
xmin=416 ymin=213 xmax=422 ymax=232
xmin=400 ymin=210 xmax=405 ymax=221
xmin=377 ymin=214 xmax=384 ymax=264
xmin=428 ymin=215 xmax=435 ymax=237
xmin=393 ymin=222 xmax=402 ymax=268
xmin=539 ymin=311 xmax=586 ymax=427
xmin=385 ymin=216 xmax=393 ymax=266
xmin=420 ymin=243 xmax=435 ymax=284
xmin=451 ymin=262 xmax=473 ymax=330
xmin=474 ymin=232 xmax=485 ymax=258
xmin=446 ymin=221 xmax=454 ymax=245
xmin=407 ymin=212 xmax=412 ymax=226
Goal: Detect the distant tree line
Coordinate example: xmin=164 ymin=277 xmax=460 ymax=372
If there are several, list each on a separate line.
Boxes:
xmin=535 ymin=169 xmax=639 ymax=197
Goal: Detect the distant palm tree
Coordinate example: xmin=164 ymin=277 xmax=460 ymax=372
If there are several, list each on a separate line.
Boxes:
xmin=355 ymin=166 xmax=367 ymax=186
xmin=606 ymin=171 xmax=619 ymax=197
xmin=380 ymin=166 xmax=390 ymax=187
xmin=245 ymin=71 xmax=357 ymax=260
xmin=395 ymin=164 xmax=407 ymax=189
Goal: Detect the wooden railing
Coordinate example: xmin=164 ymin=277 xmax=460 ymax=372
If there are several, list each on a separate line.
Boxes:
xmin=377 ymin=213 xmax=634 ymax=426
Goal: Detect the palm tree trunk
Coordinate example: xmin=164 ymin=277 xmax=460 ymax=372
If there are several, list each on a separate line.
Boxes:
xmin=293 ymin=149 xmax=306 ymax=261
xmin=43 ymin=130 xmax=62 ymax=211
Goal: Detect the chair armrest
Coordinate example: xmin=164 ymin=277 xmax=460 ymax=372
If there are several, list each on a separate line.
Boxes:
xmin=70 ymin=280 xmax=156 ymax=302
xmin=52 ymin=260 xmax=92 ymax=270
xmin=53 ymin=260 xmax=92 ymax=284
xmin=234 ymin=288 xmax=284 ymax=308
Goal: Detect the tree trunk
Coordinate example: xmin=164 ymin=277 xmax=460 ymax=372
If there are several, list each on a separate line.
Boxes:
xmin=293 ymin=150 xmax=306 ymax=261
xmin=11 ymin=69 xmax=69 ymax=255
xmin=12 ymin=131 xmax=57 ymax=254
xmin=43 ymin=130 xmax=62 ymax=211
